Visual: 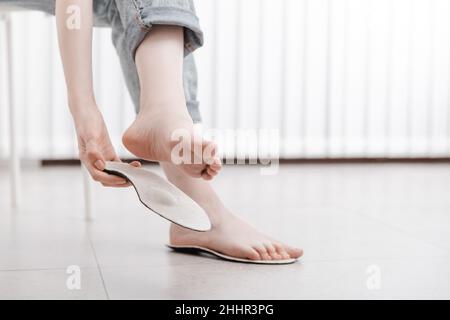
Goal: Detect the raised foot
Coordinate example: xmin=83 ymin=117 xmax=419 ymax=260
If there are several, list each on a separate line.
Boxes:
xmin=123 ymin=112 xmax=222 ymax=180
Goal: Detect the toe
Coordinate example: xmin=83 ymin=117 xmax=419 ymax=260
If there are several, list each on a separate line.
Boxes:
xmin=283 ymin=244 xmax=303 ymax=259
xmin=202 ymin=141 xmax=218 ymax=165
xmin=210 ymin=158 xmax=222 ymax=170
xmin=206 ymin=167 xmax=218 ymax=177
xmin=201 ymin=171 xmax=214 ymax=181
xmin=229 ymin=245 xmax=261 ymax=261
xmin=245 ymin=248 xmax=261 ymax=261
xmin=274 ymin=243 xmax=291 ymax=260
xmin=254 ymin=246 xmax=272 ymax=261
xmin=264 ymin=243 xmax=282 ymax=260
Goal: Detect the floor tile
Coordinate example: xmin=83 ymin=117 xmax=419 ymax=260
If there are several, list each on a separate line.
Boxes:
xmin=0 ymin=214 xmax=98 ymax=270
xmin=0 ymin=268 xmax=106 ymax=300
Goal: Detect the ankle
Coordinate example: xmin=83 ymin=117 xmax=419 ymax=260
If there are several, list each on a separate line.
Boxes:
xmin=138 ymin=98 xmax=188 ymax=117
xmin=203 ymin=205 xmax=232 ymax=227
xmin=136 ymin=109 xmax=192 ymax=125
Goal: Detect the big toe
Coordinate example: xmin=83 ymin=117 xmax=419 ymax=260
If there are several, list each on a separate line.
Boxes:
xmin=244 ymin=248 xmax=261 ymax=261
xmin=228 ymin=245 xmax=261 ymax=261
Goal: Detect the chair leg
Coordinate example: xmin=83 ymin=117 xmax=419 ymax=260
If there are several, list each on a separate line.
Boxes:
xmin=82 ymin=165 xmax=94 ymax=221
xmin=5 ymin=14 xmax=20 ymax=209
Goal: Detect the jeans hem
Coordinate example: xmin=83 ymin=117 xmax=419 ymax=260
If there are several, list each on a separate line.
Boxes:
xmin=127 ymin=4 xmax=204 ymax=60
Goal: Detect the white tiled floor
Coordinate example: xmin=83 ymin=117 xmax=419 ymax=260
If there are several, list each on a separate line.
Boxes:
xmin=1 ymin=163 xmax=450 ymax=299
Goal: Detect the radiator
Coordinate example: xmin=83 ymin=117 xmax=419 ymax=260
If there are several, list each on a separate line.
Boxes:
xmin=0 ymin=0 xmax=449 ymax=160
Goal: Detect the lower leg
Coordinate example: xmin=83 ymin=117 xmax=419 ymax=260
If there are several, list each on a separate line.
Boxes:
xmin=161 ymin=162 xmax=303 ymax=261
xmin=123 ymin=26 xmax=221 ymax=180
xmin=135 ymin=26 xmax=187 ymax=116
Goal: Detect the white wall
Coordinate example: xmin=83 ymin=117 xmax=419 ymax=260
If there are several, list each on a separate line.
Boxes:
xmin=1 ymin=0 xmax=450 ymax=160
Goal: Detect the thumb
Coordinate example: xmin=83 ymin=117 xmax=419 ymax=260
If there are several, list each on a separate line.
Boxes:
xmin=86 ymin=141 xmax=105 ymax=171
xmin=94 ymin=159 xmax=105 ymax=171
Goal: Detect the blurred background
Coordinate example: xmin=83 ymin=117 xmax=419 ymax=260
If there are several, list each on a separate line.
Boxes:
xmin=1 ymin=0 xmax=450 ymax=161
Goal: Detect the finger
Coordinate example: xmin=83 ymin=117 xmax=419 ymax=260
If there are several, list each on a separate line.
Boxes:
xmin=113 ymin=156 xmax=141 ymax=168
xmin=101 ymin=182 xmax=131 ymax=188
xmin=88 ymin=168 xmax=128 ymax=185
xmin=113 ymin=155 xmax=142 ymax=168
xmin=94 ymin=160 xmax=105 ymax=171
xmin=129 ymin=161 xmax=142 ymax=167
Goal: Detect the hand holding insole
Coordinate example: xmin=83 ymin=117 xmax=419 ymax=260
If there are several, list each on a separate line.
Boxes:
xmin=103 ymin=161 xmax=211 ymax=232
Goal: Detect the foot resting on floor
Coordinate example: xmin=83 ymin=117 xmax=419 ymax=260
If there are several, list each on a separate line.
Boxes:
xmin=170 ymin=209 xmax=303 ymax=262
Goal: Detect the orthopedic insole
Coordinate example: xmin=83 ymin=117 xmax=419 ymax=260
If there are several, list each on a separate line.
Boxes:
xmin=104 ymin=161 xmax=211 ymax=232
xmin=167 ymin=244 xmax=298 ymax=265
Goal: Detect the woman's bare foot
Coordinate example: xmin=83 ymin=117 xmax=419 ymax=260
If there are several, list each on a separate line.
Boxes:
xmin=170 ymin=210 xmax=303 ymax=261
xmin=161 ymin=162 xmax=303 ymax=262
xmin=123 ymin=111 xmax=222 ymax=180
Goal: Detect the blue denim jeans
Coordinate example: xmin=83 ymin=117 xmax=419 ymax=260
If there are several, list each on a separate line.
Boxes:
xmin=1 ymin=0 xmax=204 ymax=122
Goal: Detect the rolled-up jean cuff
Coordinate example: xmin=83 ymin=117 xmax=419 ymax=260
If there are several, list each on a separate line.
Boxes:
xmin=187 ymin=100 xmax=202 ymax=123
xmin=126 ymin=5 xmax=204 ymax=60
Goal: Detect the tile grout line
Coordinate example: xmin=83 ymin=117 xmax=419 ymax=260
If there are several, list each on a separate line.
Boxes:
xmin=86 ymin=230 xmax=110 ymax=300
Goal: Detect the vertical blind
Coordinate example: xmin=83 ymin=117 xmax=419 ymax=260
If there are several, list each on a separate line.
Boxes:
xmin=0 ymin=0 xmax=449 ymax=160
